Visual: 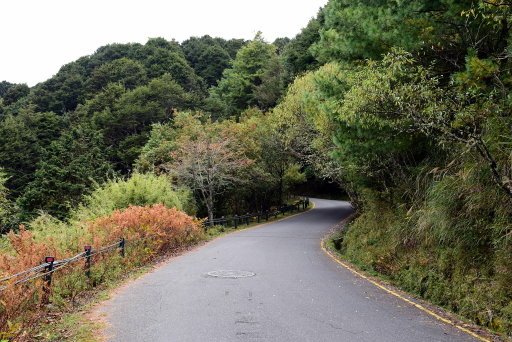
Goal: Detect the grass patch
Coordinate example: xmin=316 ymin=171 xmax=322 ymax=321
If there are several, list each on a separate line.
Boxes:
xmin=326 ymin=208 xmax=512 ymax=341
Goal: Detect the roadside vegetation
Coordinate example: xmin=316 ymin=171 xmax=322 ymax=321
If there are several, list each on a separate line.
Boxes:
xmin=1 ymin=0 xmax=512 ymax=339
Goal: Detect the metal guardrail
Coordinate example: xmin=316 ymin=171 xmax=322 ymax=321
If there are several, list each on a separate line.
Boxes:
xmin=204 ymin=198 xmax=310 ymax=228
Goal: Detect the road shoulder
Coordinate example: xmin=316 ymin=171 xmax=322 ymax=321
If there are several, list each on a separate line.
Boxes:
xmin=321 ymin=228 xmax=503 ymax=342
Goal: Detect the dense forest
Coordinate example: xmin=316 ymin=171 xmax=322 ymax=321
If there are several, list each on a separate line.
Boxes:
xmin=1 ymin=0 xmax=512 ymax=336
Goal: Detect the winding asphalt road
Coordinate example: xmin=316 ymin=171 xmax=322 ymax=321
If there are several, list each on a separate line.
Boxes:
xmin=101 ymin=199 xmax=477 ymax=341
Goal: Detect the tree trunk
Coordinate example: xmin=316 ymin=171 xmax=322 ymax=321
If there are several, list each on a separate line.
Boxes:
xmin=207 ymin=191 xmax=214 ymax=226
xmin=278 ymin=170 xmax=284 ymax=205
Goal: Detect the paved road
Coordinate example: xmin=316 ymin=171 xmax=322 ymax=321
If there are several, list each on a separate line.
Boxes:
xmin=101 ymin=199 xmax=476 ymax=342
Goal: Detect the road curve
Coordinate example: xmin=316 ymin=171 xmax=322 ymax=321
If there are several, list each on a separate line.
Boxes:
xmin=100 ymin=199 xmax=477 ymax=342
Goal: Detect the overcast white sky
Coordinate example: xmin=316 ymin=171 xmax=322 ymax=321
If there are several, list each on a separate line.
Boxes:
xmin=1 ymin=0 xmax=327 ymax=86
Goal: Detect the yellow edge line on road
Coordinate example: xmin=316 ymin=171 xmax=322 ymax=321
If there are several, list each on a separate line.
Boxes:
xmin=321 ymin=238 xmax=490 ymax=342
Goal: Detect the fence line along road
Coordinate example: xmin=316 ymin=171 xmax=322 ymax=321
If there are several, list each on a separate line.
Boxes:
xmin=0 ymin=237 xmax=126 ymax=305
xmin=204 ymin=198 xmax=310 ymax=228
xmin=0 ymin=197 xmax=310 ymax=304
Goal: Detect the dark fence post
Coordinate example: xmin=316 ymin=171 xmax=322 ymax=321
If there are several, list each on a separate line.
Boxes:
xmin=257 ymin=213 xmax=260 ymax=223
xmin=234 ymin=215 xmax=238 ymax=229
xmin=42 ymin=256 xmax=55 ymax=304
xmin=265 ymin=211 xmax=269 ymax=221
xmin=84 ymin=245 xmax=92 ymax=281
xmin=119 ymin=238 xmax=125 ymax=258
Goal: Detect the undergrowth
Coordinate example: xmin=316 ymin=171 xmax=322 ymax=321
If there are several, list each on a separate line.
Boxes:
xmin=335 ymin=172 xmax=512 ymax=338
xmin=0 ymin=173 xmax=200 ymax=341
xmin=0 ymin=195 xmax=308 ymax=341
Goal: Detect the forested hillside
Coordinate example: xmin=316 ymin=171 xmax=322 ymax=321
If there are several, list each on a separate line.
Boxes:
xmin=1 ymin=0 xmax=512 ymax=337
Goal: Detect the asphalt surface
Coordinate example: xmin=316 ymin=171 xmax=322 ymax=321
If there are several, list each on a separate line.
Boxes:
xmin=101 ymin=199 xmax=477 ymax=342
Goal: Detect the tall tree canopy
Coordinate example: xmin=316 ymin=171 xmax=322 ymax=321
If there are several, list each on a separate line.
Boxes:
xmin=181 ymin=36 xmax=246 ymax=87
xmin=208 ymin=33 xmax=286 ymax=118
xmin=17 ymin=125 xmax=112 ymax=220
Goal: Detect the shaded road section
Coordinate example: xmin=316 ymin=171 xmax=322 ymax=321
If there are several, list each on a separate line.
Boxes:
xmin=101 ymin=199 xmax=477 ymax=342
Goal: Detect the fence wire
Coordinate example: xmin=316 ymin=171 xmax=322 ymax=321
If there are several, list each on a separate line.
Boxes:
xmin=0 ymin=198 xmax=310 ymax=292
xmin=0 ymin=239 xmax=123 ymax=293
xmin=204 ymin=198 xmax=309 ymax=228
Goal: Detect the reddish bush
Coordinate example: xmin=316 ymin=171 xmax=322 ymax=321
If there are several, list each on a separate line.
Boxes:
xmin=88 ymin=204 xmax=203 ymax=260
xmin=0 ymin=205 xmax=203 ymax=338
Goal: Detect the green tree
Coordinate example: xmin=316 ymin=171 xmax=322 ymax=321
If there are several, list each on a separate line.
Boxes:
xmin=311 ymin=0 xmax=485 ymax=70
xmin=165 ymin=113 xmax=253 ymax=222
xmin=0 ymin=81 xmax=14 ymax=98
xmin=218 ymin=38 xmax=246 ymax=59
xmin=18 ymin=125 xmax=112 ymax=220
xmin=272 ymin=37 xmax=291 ymax=54
xmin=0 ymin=168 xmax=17 ymax=233
xmin=87 ymin=57 xmax=147 ymax=93
xmin=93 ymin=74 xmax=191 ymax=171
xmin=269 ymin=65 xmax=346 ymax=194
xmin=181 ymin=36 xmax=235 ymax=87
xmin=209 ymin=33 xmax=285 ymax=117
xmin=282 ymin=12 xmax=323 ymax=79
xmin=135 ymin=123 xmax=178 ymax=174
xmin=0 ymin=107 xmax=63 ymax=197
xmin=30 ymin=63 xmax=86 ymax=114
xmin=3 ymin=83 xmax=30 ymax=105
xmin=142 ymin=38 xmax=205 ymax=94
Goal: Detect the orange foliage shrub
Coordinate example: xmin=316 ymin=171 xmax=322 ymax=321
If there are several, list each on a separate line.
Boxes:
xmin=0 ymin=205 xmax=203 ymax=338
xmin=88 ymin=204 xmax=203 ymax=260
xmin=0 ymin=227 xmax=54 ymax=336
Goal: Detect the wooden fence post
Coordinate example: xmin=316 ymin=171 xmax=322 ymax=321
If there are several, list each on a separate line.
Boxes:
xmin=42 ymin=256 xmax=55 ymax=305
xmin=84 ymin=246 xmax=92 ymax=281
xmin=119 ymin=238 xmax=125 ymax=258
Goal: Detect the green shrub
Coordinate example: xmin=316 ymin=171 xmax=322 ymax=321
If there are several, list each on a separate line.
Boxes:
xmin=0 ymin=204 xmax=204 ymax=337
xmin=72 ymin=173 xmax=195 ymax=221
xmin=340 ymin=170 xmax=512 ymax=336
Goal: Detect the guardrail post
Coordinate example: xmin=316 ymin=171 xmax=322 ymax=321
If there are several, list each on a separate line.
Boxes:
xmin=234 ymin=215 xmax=238 ymax=229
xmin=42 ymin=256 xmax=55 ymax=305
xmin=265 ymin=211 xmax=269 ymax=221
xmin=84 ymin=246 xmax=92 ymax=281
xmin=119 ymin=238 xmax=125 ymax=258
xmin=246 ymin=213 xmax=250 ymax=225
xmin=257 ymin=213 xmax=260 ymax=223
